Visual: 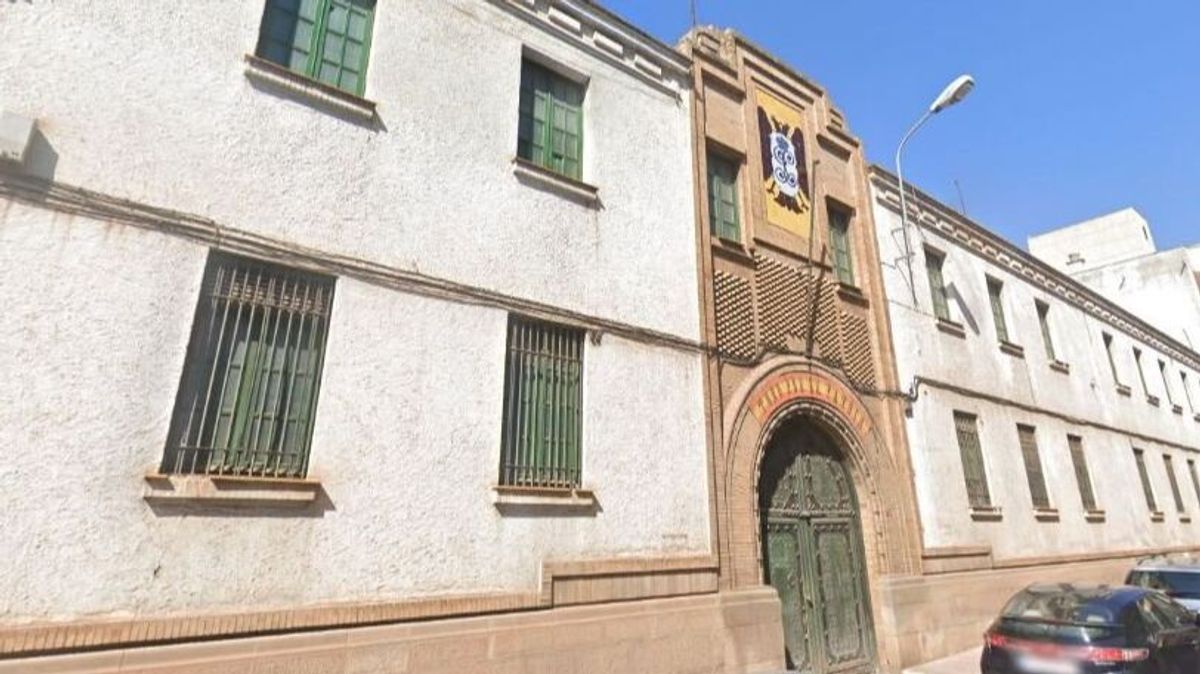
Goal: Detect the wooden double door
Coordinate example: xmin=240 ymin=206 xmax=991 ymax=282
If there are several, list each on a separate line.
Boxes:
xmin=760 ymin=421 xmax=876 ymax=674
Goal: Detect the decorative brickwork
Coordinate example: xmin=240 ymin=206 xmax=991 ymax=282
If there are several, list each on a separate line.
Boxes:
xmin=755 ymin=254 xmax=811 ymax=351
xmin=841 ymin=313 xmax=875 ymax=391
xmin=714 ymin=271 xmax=757 ymax=359
xmin=813 ymin=279 xmax=843 ymax=366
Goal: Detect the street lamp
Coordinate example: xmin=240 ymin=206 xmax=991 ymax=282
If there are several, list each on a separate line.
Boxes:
xmin=895 ymin=74 xmax=975 ymax=304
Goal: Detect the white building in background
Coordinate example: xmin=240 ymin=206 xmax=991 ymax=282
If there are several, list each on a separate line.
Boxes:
xmin=869 ymin=167 xmax=1200 ymax=661
xmin=0 ymin=2 xmax=778 ymax=672
xmin=1030 ymin=208 xmax=1200 ymax=350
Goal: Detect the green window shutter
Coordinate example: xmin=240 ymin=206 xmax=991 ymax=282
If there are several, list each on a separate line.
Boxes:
xmin=1164 ymin=454 xmax=1186 ymax=514
xmin=165 ymin=253 xmax=335 ymax=478
xmin=1134 ymin=449 xmax=1158 ymax=512
xmin=953 ymin=412 xmax=991 ymax=508
xmin=256 ymin=0 xmax=375 ymax=96
xmin=500 ymin=316 xmax=584 ymax=488
xmin=987 ymin=278 xmax=1009 ymax=343
xmin=707 ymin=154 xmax=741 ymax=242
xmin=517 ymin=60 xmax=585 ymax=180
xmin=1017 ymin=425 xmax=1050 ymax=509
xmin=925 ymin=250 xmax=950 ymax=321
xmin=1067 ymin=435 xmax=1097 ymax=512
xmin=828 ymin=208 xmax=855 ymax=286
xmin=1181 ymin=373 xmax=1195 ymax=413
xmin=1158 ymin=361 xmax=1176 ymax=406
xmin=1036 ymin=301 xmax=1057 ymax=361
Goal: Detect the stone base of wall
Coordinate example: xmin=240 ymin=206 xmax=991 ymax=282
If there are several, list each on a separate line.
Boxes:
xmin=882 ymin=553 xmax=1164 ymax=668
xmin=0 ymin=589 xmax=784 ymax=674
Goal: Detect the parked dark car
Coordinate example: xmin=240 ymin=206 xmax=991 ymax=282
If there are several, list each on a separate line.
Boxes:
xmin=981 ymin=584 xmax=1200 ymax=673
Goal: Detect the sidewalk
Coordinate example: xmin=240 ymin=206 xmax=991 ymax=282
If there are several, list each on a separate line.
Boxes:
xmin=902 ymin=647 xmax=983 ymax=674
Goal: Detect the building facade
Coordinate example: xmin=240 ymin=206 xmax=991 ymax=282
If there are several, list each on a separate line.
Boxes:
xmin=0 ymin=2 xmax=774 ymax=672
xmin=870 ymin=167 xmax=1200 ymax=665
xmin=683 ymin=29 xmax=923 ymax=674
xmin=1030 ymin=209 xmax=1200 ymax=351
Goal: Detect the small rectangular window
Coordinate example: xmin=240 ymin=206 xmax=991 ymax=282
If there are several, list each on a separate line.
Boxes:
xmin=953 ymin=412 xmax=991 ymax=508
xmin=1134 ymin=348 xmax=1150 ymax=397
xmin=1134 ymin=448 xmax=1158 ymax=513
xmin=828 ymin=205 xmax=855 ymax=287
xmin=1159 ymin=360 xmax=1176 ymax=406
xmin=1067 ymin=435 xmax=1097 ymax=512
xmin=164 ymin=252 xmax=335 ymax=477
xmin=1017 ymin=425 xmax=1050 ymax=510
xmin=1102 ymin=333 xmax=1122 ymax=385
xmin=1035 ymin=301 xmax=1057 ymax=362
xmin=925 ymin=249 xmax=951 ymax=321
xmin=517 ymin=59 xmax=585 ymax=180
xmin=707 ymin=153 xmax=741 ymax=242
xmin=986 ymin=277 xmax=1009 ymax=343
xmin=499 ymin=316 xmax=584 ymax=488
xmin=1164 ymin=454 xmax=1186 ymax=514
xmin=256 ymin=0 xmax=376 ymax=95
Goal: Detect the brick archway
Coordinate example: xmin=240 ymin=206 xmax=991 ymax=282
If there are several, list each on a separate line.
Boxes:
xmin=715 ymin=358 xmax=922 ymax=669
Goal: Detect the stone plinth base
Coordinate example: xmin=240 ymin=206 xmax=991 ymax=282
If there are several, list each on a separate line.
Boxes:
xmin=0 ymin=588 xmax=784 ymax=674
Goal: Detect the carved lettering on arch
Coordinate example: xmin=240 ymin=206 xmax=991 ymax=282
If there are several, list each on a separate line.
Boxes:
xmin=747 ymin=372 xmax=872 ymax=441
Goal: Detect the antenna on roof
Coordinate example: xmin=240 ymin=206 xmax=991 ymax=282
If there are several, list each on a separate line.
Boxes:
xmin=953 ymin=178 xmax=968 ymax=216
xmin=690 ymin=0 xmax=698 ymax=28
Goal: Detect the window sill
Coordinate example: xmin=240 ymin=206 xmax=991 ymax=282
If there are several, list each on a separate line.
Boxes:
xmin=837 ymin=283 xmax=870 ymax=307
xmin=1116 ymin=384 xmax=1132 ymax=398
xmin=243 ymin=54 xmax=377 ymax=123
xmin=1172 ymin=404 xmax=1184 ymax=416
xmin=1182 ymin=515 xmax=1193 ymax=524
xmin=1049 ymin=360 xmax=1071 ymax=375
xmin=511 ymin=157 xmax=600 ymax=208
xmin=1194 ymin=413 xmax=1200 ymax=423
xmin=970 ymin=505 xmax=1003 ymax=522
xmin=1085 ymin=510 xmax=1107 ymax=523
xmin=999 ymin=341 xmax=1025 ymax=359
xmin=492 ymin=484 xmax=597 ymax=510
xmin=1151 ymin=511 xmax=1166 ymax=523
xmin=935 ymin=317 xmax=966 ymax=339
xmin=143 ymin=473 xmax=321 ymax=507
xmin=1034 ymin=507 xmax=1061 ymax=522
xmin=1147 ymin=395 xmax=1161 ymax=407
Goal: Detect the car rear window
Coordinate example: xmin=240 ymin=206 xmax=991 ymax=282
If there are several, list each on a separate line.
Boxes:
xmin=997 ymin=617 xmax=1123 ymax=644
xmin=1128 ymin=570 xmax=1200 ymax=596
xmin=1002 ymin=589 xmax=1120 ymax=625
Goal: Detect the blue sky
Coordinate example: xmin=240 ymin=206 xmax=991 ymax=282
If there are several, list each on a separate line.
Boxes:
xmin=603 ymin=1 xmax=1199 ymax=251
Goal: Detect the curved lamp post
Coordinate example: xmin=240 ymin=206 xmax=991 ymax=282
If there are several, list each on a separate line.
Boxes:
xmin=895 ymin=74 xmax=975 ymax=304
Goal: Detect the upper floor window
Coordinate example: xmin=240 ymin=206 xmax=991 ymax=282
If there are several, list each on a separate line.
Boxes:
xmin=499 ymin=316 xmax=584 ymax=489
xmin=1159 ymin=360 xmax=1177 ymax=409
xmin=517 ymin=59 xmax=585 ymax=181
xmin=707 ymin=152 xmax=741 ymax=242
xmin=256 ymin=0 xmax=376 ymax=96
xmin=1182 ymin=372 xmax=1196 ymax=414
xmin=1133 ymin=348 xmax=1154 ymax=403
xmin=164 ymin=252 xmax=335 ymax=478
xmin=828 ymin=204 xmax=856 ymax=287
xmin=953 ymin=411 xmax=991 ymax=509
xmin=986 ymin=277 xmax=1009 ymax=343
xmin=924 ymin=248 xmax=951 ymax=321
xmin=1017 ymin=424 xmax=1051 ymax=510
xmin=1035 ymin=300 xmax=1057 ymax=362
xmin=1102 ymin=332 xmax=1123 ymax=386
xmin=1188 ymin=459 xmax=1200 ymax=510
xmin=1164 ymin=454 xmax=1186 ymax=515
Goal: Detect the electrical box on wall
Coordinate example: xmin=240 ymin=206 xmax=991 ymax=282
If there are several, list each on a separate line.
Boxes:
xmin=0 ymin=111 xmax=36 ymax=166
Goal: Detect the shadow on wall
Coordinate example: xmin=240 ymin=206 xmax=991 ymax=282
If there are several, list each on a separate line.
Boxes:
xmin=145 ymin=484 xmax=337 ymax=520
xmin=245 ymin=73 xmax=388 ymax=133
xmin=946 ymin=282 xmax=980 ymax=335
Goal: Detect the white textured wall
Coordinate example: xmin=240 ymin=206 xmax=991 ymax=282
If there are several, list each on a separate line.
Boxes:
xmin=1028 ymin=208 xmax=1156 ymax=275
xmin=871 ymin=190 xmax=1200 ymax=559
xmin=0 ymin=0 xmax=710 ymax=623
xmin=1073 ymin=249 xmax=1200 ymax=352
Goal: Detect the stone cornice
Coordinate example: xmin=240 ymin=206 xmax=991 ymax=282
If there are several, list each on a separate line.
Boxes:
xmin=485 ymin=0 xmax=691 ymax=95
xmin=869 ymin=166 xmax=1200 ymax=372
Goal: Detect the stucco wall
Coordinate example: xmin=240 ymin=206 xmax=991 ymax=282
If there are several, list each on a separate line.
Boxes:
xmin=870 ymin=180 xmax=1200 ymax=560
xmin=1073 ymin=249 xmax=1200 ymax=352
xmin=1028 ymin=208 xmax=1156 ymax=275
xmin=0 ymin=0 xmax=699 ymax=340
xmin=0 ymin=203 xmax=711 ymax=622
xmin=0 ymin=0 xmax=711 ymax=625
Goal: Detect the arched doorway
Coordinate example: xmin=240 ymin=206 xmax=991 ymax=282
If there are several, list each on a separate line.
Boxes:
xmin=759 ymin=416 xmax=876 ymax=674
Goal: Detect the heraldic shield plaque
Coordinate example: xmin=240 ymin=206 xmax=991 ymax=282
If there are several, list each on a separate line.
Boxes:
xmin=756 ymin=90 xmax=812 ymax=238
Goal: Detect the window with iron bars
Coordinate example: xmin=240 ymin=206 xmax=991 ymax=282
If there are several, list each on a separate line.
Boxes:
xmin=163 ymin=252 xmax=335 ymax=478
xmin=499 ymin=316 xmax=584 ymax=489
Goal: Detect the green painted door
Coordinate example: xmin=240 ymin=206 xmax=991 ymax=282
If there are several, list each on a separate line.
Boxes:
xmin=760 ymin=422 xmax=875 ymax=674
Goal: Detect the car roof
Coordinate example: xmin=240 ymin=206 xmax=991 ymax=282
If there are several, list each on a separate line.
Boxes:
xmin=1132 ymin=556 xmax=1200 ymax=573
